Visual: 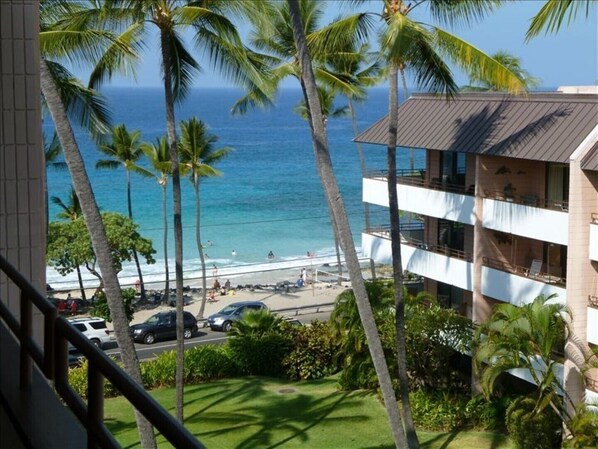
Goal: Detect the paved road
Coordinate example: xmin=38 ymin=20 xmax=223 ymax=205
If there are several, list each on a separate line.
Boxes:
xmin=103 ymin=309 xmax=331 ymax=361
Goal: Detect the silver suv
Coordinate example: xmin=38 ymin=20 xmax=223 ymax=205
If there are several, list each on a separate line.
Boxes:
xmin=206 ymin=301 xmax=268 ymax=332
xmin=68 ymin=317 xmax=113 ymax=349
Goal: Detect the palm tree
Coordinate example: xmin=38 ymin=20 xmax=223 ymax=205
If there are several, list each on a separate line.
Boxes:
xmin=473 ymin=295 xmax=581 ymax=433
xmin=51 ymin=187 xmax=89 ymax=300
xmin=40 ymin=2 xmax=157 ymax=446
xmin=461 ymin=51 xmax=541 ymax=91
xmin=372 ymin=2 xmax=531 ymax=445
xmin=141 ymin=137 xmax=172 ymax=304
xmin=100 ymin=0 xmax=273 ymax=422
xmin=526 ymin=0 xmax=596 ymax=39
xmin=44 ymin=132 xmax=68 ymax=236
xmin=286 ymin=2 xmax=408 ymax=447
xmin=293 ymin=87 xmax=349 ymax=286
xmin=96 ymin=124 xmax=153 ymax=301
xmin=178 ymin=117 xmax=232 ymax=320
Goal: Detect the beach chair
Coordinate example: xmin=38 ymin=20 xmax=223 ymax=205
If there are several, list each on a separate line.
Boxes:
xmin=528 ymin=259 xmax=543 ymax=277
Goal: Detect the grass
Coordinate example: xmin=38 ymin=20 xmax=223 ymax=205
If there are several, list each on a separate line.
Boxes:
xmin=104 ymin=376 xmax=513 ymax=449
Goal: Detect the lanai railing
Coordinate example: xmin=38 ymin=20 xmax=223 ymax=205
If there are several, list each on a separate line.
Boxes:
xmin=0 ymin=254 xmax=203 ymax=449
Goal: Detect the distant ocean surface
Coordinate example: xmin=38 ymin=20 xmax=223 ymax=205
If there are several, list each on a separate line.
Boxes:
xmin=45 ymin=87 xmax=424 ymax=290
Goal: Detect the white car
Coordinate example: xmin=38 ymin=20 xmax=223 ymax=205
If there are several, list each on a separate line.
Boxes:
xmin=68 ymin=317 xmax=113 ymax=349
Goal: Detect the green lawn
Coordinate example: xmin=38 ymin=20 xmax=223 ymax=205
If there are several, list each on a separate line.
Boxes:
xmin=104 ymin=376 xmax=513 ymax=449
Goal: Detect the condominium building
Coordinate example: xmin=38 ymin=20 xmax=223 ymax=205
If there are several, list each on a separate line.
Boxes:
xmin=356 ymin=89 xmax=598 ymax=404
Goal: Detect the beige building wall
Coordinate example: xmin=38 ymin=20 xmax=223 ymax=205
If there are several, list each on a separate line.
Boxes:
xmin=0 ymin=1 xmax=45 ymax=315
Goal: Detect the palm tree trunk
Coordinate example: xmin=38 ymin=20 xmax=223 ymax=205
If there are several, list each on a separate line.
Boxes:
xmin=162 ymin=183 xmax=169 ymax=303
xmin=388 ymin=62 xmax=419 ymax=449
xmin=287 ymin=2 xmax=407 ymax=447
xmin=127 ymin=171 xmax=146 ymax=301
xmin=40 ymin=59 xmax=157 ymax=449
xmin=160 ymin=29 xmax=185 ymax=424
xmin=76 ymin=266 xmax=86 ymax=301
xmin=194 ymin=177 xmax=208 ymax=319
xmin=348 ymin=99 xmax=376 ymax=279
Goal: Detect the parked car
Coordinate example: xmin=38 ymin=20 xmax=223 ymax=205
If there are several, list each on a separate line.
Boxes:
xmin=68 ymin=317 xmax=113 ymax=349
xmin=206 ymin=301 xmax=268 ymax=332
xmin=130 ymin=310 xmax=198 ymax=344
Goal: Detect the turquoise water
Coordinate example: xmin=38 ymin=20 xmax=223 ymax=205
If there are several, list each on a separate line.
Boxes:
xmin=45 ymin=87 xmax=424 ymax=288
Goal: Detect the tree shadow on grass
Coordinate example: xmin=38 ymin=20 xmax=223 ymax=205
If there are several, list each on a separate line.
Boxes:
xmin=183 ymin=377 xmax=371 ymax=448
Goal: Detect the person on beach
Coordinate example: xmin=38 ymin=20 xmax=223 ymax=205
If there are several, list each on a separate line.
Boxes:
xmin=208 ymin=290 xmax=216 ymax=303
xmin=232 ymin=249 xmax=237 ymax=257
xmin=212 ymin=264 xmax=218 ymax=279
xmin=268 ymin=250 xmax=275 ymax=260
xmin=301 ymin=268 xmax=307 ymax=284
xmin=224 ymin=279 xmax=231 ymax=293
xmin=70 ymin=298 xmax=78 ymax=315
xmin=213 ymin=279 xmax=221 ymax=291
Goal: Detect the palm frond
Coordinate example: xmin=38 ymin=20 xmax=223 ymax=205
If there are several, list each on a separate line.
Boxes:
xmin=164 ymin=29 xmax=201 ymax=103
xmin=526 ymin=0 xmax=594 ymax=40
xmin=427 ymin=0 xmax=506 ymax=28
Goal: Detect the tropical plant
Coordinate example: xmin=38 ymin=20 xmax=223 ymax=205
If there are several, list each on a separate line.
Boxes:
xmin=473 ymin=295 xmax=576 ymax=431
xmin=227 ymin=309 xmax=292 ymax=376
xmin=39 ymin=2 xmax=156 ymax=443
xmin=90 ymin=288 xmax=135 ymax=323
xmin=286 ymin=3 xmax=408 ymax=444
xmin=505 ymin=396 xmax=562 ymax=449
xmin=96 ymin=123 xmax=153 ymax=301
xmin=44 ymin=132 xmax=68 ymax=234
xmin=51 ymin=187 xmax=87 ymax=299
xmin=178 ymin=117 xmax=232 ymax=319
xmin=461 ymin=51 xmax=541 ymax=91
xmin=141 ymin=136 xmax=172 ymax=303
xmin=374 ymin=0 xmax=531 ymax=444
xmin=526 ymin=0 xmax=596 ymax=39
xmin=99 ymin=0 xmax=273 ymax=422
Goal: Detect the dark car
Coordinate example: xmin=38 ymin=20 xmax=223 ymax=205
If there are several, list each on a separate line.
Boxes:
xmin=130 ymin=311 xmax=198 ymax=344
xmin=206 ymin=301 xmax=268 ymax=332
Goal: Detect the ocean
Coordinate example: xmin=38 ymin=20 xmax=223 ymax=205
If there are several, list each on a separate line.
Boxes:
xmin=45 ymin=87 xmax=424 ymax=290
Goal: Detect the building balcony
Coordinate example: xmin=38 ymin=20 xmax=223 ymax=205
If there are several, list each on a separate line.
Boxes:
xmin=590 ymin=214 xmax=598 ymax=261
xmin=481 ymin=257 xmax=566 ymax=306
xmin=482 ymin=192 xmax=568 ymax=245
xmin=363 ymin=170 xmax=475 ymax=225
xmin=588 ymin=296 xmax=598 ymax=345
xmin=362 ymin=227 xmax=473 ymax=291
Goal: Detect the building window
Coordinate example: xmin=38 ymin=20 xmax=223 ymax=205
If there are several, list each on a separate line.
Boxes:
xmin=438 ymin=220 xmax=464 ymax=252
xmin=440 ymin=152 xmax=466 ymax=186
xmin=437 ymin=282 xmax=463 ymax=311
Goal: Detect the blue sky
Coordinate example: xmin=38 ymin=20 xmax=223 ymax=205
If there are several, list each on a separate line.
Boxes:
xmin=103 ymin=0 xmax=597 ymax=89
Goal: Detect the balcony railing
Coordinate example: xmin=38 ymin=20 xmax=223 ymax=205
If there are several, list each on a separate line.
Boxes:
xmin=0 ymin=254 xmax=203 ymax=449
xmin=483 ymin=256 xmax=566 ymax=287
xmin=484 ymin=190 xmax=569 ymax=212
xmin=365 ymin=227 xmax=472 ymax=262
xmin=366 ymin=169 xmax=473 ymax=196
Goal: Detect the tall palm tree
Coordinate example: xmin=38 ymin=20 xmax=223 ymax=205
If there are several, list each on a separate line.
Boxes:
xmin=373 ymin=2 xmax=530 ymax=445
xmin=96 ymin=124 xmax=153 ymax=301
xmin=101 ymin=0 xmax=273 ymax=422
xmin=178 ymin=117 xmax=232 ymax=320
xmin=286 ymin=2 xmax=408 ymax=447
xmin=40 ymin=2 xmax=157 ymax=446
xmin=461 ymin=51 xmax=541 ymax=91
xmin=294 ymin=87 xmax=349 ymax=286
xmin=51 ymin=187 xmax=88 ymax=299
xmin=141 ymin=137 xmax=172 ymax=304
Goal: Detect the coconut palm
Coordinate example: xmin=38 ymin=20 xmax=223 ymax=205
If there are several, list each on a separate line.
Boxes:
xmin=141 ymin=137 xmax=172 ymax=304
xmin=461 ymin=51 xmax=541 ymax=91
xmin=286 ymin=2 xmax=408 ymax=447
xmin=44 ymin=132 xmax=68 ymax=235
xmin=51 ymin=187 xmax=88 ymax=299
xmin=40 ymin=2 xmax=157 ymax=446
xmin=526 ymin=0 xmax=596 ymax=39
xmin=96 ymin=124 xmax=153 ymax=301
xmin=98 ymin=0 xmax=273 ymax=421
xmin=178 ymin=117 xmax=232 ymax=320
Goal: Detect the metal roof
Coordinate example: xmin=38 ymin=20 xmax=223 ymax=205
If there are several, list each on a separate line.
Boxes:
xmin=354 ymin=92 xmax=598 ymax=164
xmin=581 ymin=141 xmax=598 ymax=171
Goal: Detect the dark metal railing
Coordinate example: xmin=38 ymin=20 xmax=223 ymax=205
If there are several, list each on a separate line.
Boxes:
xmin=482 ymin=256 xmax=566 ymax=286
xmin=365 ymin=228 xmax=472 ymax=262
xmin=366 ymin=168 xmax=474 ymax=196
xmin=484 ymin=189 xmax=569 ymax=212
xmin=0 ymin=254 xmax=203 ymax=449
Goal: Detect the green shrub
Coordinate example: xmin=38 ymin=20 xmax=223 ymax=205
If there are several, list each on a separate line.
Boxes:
xmin=68 ymin=360 xmax=118 ymax=399
xmin=409 ymin=389 xmax=469 ymax=431
xmin=228 ymin=332 xmax=293 ymax=376
xmin=283 ymin=321 xmax=340 ymax=380
xmin=140 ymin=350 xmax=176 ymax=388
xmin=465 ymin=394 xmax=512 ymax=431
xmin=563 ymin=405 xmax=598 ymax=449
xmin=185 ymin=345 xmax=238 ymax=382
xmin=506 ymin=396 xmax=562 ymax=449
xmin=90 ymin=289 xmax=134 ymax=323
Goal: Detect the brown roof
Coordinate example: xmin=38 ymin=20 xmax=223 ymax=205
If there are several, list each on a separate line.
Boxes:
xmin=581 ymin=141 xmax=598 ymax=171
xmin=355 ymin=92 xmax=598 ymax=164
